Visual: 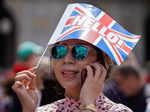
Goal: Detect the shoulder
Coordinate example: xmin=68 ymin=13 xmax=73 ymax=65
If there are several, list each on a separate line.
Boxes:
xmin=36 ymin=99 xmax=65 ymax=112
xmin=97 ymin=94 xmax=133 ymax=112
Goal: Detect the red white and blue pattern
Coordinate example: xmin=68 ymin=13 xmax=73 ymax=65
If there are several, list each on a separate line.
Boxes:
xmin=48 ymin=3 xmax=141 ymax=65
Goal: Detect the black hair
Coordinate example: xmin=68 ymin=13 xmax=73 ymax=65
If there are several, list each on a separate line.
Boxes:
xmin=115 ymin=65 xmax=140 ymax=78
xmin=96 ymin=49 xmax=106 ymax=68
xmin=96 ymin=48 xmax=112 ymax=80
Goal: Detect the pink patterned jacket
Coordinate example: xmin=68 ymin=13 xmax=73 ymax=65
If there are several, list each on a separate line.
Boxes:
xmin=37 ymin=94 xmax=132 ymax=112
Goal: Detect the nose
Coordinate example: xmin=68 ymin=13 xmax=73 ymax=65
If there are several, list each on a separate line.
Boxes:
xmin=63 ymin=48 xmax=75 ymax=64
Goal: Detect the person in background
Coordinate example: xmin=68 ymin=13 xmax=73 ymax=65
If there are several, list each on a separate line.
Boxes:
xmin=6 ymin=41 xmax=43 ymax=79
xmin=122 ymin=53 xmax=141 ymax=69
xmin=103 ymin=65 xmax=149 ymax=112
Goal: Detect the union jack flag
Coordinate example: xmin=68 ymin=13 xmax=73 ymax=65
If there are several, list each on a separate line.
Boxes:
xmin=48 ymin=3 xmax=141 ymax=65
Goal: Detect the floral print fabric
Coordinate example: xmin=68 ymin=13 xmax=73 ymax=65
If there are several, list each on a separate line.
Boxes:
xmin=37 ymin=94 xmax=132 ymax=112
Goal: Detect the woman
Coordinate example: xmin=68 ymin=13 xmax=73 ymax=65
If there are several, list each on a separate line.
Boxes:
xmin=12 ymin=39 xmax=132 ymax=112
xmin=12 ymin=3 xmax=139 ymax=112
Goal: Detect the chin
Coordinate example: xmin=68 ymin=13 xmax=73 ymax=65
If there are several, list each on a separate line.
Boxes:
xmin=63 ymin=82 xmax=81 ymax=90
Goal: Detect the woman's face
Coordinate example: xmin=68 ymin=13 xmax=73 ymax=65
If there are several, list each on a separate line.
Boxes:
xmin=51 ymin=39 xmax=98 ymax=90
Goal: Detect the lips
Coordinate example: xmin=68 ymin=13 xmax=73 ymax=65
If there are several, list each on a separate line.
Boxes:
xmin=61 ymin=70 xmax=79 ymax=80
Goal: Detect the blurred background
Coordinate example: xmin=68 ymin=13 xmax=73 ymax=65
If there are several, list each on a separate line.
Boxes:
xmin=0 ymin=0 xmax=149 ymax=70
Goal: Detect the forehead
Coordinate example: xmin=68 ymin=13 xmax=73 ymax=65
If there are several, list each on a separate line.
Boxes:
xmin=57 ymin=39 xmax=93 ymax=47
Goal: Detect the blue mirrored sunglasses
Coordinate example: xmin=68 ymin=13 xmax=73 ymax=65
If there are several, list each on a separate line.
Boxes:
xmin=51 ymin=45 xmax=88 ymax=60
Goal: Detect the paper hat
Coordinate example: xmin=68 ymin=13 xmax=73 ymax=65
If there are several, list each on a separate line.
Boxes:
xmin=48 ymin=3 xmax=141 ymax=65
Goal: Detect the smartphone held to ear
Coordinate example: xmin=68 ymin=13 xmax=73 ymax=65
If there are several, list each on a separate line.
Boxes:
xmin=81 ymin=69 xmax=87 ymax=84
xmin=81 ymin=65 xmax=96 ymax=84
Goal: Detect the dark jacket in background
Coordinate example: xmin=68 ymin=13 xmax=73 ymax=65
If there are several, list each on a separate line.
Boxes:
xmin=103 ymin=81 xmax=147 ymax=112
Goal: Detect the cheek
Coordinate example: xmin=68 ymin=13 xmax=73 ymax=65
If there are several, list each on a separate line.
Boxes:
xmin=76 ymin=61 xmax=90 ymax=72
xmin=121 ymin=80 xmax=138 ymax=95
xmin=130 ymin=80 xmax=140 ymax=91
xmin=52 ymin=61 xmax=63 ymax=83
xmin=119 ymin=80 xmax=129 ymax=92
xmin=52 ymin=59 xmax=61 ymax=74
xmin=84 ymin=52 xmax=98 ymax=64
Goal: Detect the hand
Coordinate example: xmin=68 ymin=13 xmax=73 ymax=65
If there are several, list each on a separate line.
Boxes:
xmin=12 ymin=67 xmax=38 ymax=112
xmin=80 ymin=62 xmax=106 ymax=105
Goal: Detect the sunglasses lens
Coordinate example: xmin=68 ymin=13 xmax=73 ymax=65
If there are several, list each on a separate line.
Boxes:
xmin=51 ymin=46 xmax=67 ymax=59
xmin=72 ymin=46 xmax=88 ymax=60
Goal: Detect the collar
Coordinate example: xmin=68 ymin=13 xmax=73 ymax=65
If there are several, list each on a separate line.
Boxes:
xmin=65 ymin=96 xmax=81 ymax=108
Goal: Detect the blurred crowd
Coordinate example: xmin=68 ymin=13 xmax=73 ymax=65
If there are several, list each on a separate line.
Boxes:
xmin=1 ymin=0 xmax=150 ymax=112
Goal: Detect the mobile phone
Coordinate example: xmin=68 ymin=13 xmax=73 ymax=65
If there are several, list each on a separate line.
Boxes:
xmin=81 ymin=65 xmax=96 ymax=84
xmin=81 ymin=68 xmax=87 ymax=84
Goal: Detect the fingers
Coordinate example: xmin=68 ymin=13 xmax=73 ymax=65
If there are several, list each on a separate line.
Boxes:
xmin=12 ymin=81 xmax=26 ymax=96
xmin=94 ymin=63 xmax=106 ymax=82
xmin=86 ymin=65 xmax=93 ymax=79
xmin=98 ymin=65 xmax=107 ymax=83
xmin=12 ymin=68 xmax=39 ymax=111
xmin=28 ymin=78 xmax=37 ymax=90
xmin=14 ymin=68 xmax=37 ymax=90
xmin=15 ymin=70 xmax=36 ymax=81
xmin=12 ymin=81 xmax=37 ymax=108
xmin=29 ymin=66 xmax=37 ymax=73
xmin=80 ymin=63 xmax=106 ymax=104
xmin=12 ymin=81 xmax=24 ymax=90
xmin=93 ymin=63 xmax=101 ymax=80
xmin=15 ymin=74 xmax=32 ymax=81
xmin=86 ymin=63 xmax=107 ymax=82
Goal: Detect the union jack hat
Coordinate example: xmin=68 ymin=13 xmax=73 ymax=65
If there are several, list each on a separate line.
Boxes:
xmin=48 ymin=3 xmax=141 ymax=65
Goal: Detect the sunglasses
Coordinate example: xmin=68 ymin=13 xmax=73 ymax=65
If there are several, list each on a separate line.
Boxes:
xmin=51 ymin=45 xmax=89 ymax=60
